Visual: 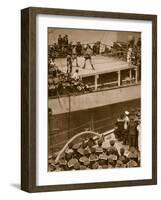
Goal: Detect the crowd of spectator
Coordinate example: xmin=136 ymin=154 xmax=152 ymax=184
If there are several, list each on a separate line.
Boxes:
xmin=48 ymin=58 xmax=90 ymax=97
xmin=48 ymin=34 xmax=141 ymax=63
xmin=48 ymin=35 xmax=141 ymax=97
xmin=48 ymin=34 xmax=103 ymax=59
xmin=114 ymin=109 xmax=140 ymax=150
xmin=48 ymin=108 xmax=141 ymax=172
xmin=48 ymin=136 xmax=140 ymax=172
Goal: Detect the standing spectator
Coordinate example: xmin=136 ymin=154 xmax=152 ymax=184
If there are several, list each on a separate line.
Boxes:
xmin=128 ymin=116 xmax=137 ymax=147
xmin=127 ymin=47 xmax=133 ymax=67
xmin=93 ymin=43 xmax=97 ymax=55
xmin=82 ymin=44 xmax=95 ymax=70
xmin=115 ymin=114 xmax=124 ymax=141
xmin=124 ymin=111 xmax=130 ymax=145
xmin=107 ymin=140 xmax=119 ymax=158
xmin=76 ymin=42 xmax=82 ymax=56
xmin=72 ymin=45 xmax=79 ymax=67
xmin=96 ymin=41 xmax=101 ymax=54
xmin=58 ymin=34 xmax=63 ymax=49
xmin=63 ymin=35 xmax=68 ymax=46
xmin=136 ymin=120 xmax=141 ymax=150
xmin=68 ymin=42 xmax=73 ymax=55
xmin=118 ymin=148 xmax=128 ymax=165
xmin=136 ymin=37 xmax=141 ymax=48
xmin=66 ymin=54 xmax=73 ymax=74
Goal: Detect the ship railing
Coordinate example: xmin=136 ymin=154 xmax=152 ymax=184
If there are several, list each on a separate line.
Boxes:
xmin=48 ymin=64 xmax=140 ymax=99
xmin=89 ymin=66 xmax=139 ymax=91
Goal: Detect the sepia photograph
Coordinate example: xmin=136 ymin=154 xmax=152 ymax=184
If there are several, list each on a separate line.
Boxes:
xmin=48 ymin=28 xmax=141 ymax=172
xmin=21 ymin=7 xmax=157 ymax=192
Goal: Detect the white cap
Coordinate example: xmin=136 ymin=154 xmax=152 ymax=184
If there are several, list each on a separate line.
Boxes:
xmin=125 ymin=111 xmax=129 ymax=115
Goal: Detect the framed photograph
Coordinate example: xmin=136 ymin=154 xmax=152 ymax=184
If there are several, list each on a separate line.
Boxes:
xmin=21 ymin=7 xmax=157 ymax=192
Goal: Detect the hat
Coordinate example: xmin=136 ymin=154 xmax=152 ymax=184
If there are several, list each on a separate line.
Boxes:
xmin=72 ymin=143 xmax=81 ymax=150
xmin=129 ymin=115 xmax=135 ymax=120
xmin=89 ymin=154 xmax=99 ymax=162
xmin=137 ymin=112 xmax=141 ymax=116
xmin=59 ymin=159 xmax=67 ymax=166
xmin=48 ymin=158 xmax=54 ymax=164
xmin=108 ymin=158 xmax=115 ymax=165
xmin=88 ymin=138 xmax=95 ymax=148
xmin=79 ymin=156 xmax=90 ymax=166
xmin=120 ymin=147 xmax=125 ymax=155
xmin=80 ymin=165 xmax=87 ymax=170
xmin=48 ymin=154 xmax=53 ymax=160
xmin=68 ymin=142 xmax=73 ymax=149
xmin=130 ymin=108 xmax=135 ymax=113
xmin=48 ymin=164 xmax=56 ymax=171
xmin=102 ymin=164 xmax=108 ymax=169
xmin=116 ymin=160 xmax=123 ymax=165
xmin=125 ymin=111 xmax=129 ymax=115
xmin=81 ymin=140 xmax=88 ymax=149
xmin=128 ymin=148 xmax=138 ymax=159
xmin=77 ymin=147 xmax=85 ymax=156
xmin=84 ymin=148 xmax=90 ymax=156
xmin=97 ymin=139 xmax=103 ymax=146
xmin=129 ymin=146 xmax=137 ymax=153
xmin=109 ymin=140 xmax=115 ymax=146
xmin=116 ymin=160 xmax=125 ymax=168
xmin=65 ymin=152 xmax=73 ymax=161
xmin=91 ymin=162 xmax=99 ymax=169
xmin=126 ymin=160 xmax=138 ymax=168
xmin=90 ymin=147 xmax=96 ymax=153
xmin=67 ymin=158 xmax=78 ymax=168
xmin=73 ymin=162 xmax=80 ymax=170
xmin=107 ymin=164 xmax=113 ymax=168
xmin=65 ymin=148 xmax=74 ymax=154
xmin=99 ymin=153 xmax=108 ymax=160
xmin=96 ymin=146 xmax=103 ymax=154
xmin=108 ymin=154 xmax=117 ymax=161
xmin=55 ymin=166 xmax=63 ymax=172
xmin=119 ymin=155 xmax=126 ymax=163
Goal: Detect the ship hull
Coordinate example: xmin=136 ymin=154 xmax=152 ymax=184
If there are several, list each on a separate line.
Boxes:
xmin=48 ymin=84 xmax=141 ymax=153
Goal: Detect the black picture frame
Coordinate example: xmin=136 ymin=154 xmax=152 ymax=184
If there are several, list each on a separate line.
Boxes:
xmin=21 ymin=7 xmax=157 ymax=192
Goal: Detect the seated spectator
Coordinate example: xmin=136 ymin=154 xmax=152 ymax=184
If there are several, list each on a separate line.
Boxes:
xmin=107 ymin=140 xmax=119 ymax=157
xmin=118 ymin=148 xmax=128 ymax=165
xmin=72 ymin=69 xmax=80 ymax=81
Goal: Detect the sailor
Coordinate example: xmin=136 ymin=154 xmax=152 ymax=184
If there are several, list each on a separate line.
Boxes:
xmin=115 ymin=114 xmax=124 ymax=141
xmin=136 ymin=119 xmax=141 ymax=150
xmin=124 ymin=111 xmax=130 ymax=145
xmin=126 ymin=147 xmax=139 ymax=167
xmin=128 ymin=146 xmax=139 ymax=163
xmin=107 ymin=140 xmax=119 ymax=158
xmin=118 ymin=147 xmax=128 ymax=165
xmin=82 ymin=44 xmax=95 ymax=70
xmin=128 ymin=116 xmax=138 ymax=147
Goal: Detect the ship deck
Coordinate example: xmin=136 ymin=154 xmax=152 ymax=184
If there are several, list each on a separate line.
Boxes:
xmin=54 ymin=55 xmax=136 ymax=77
